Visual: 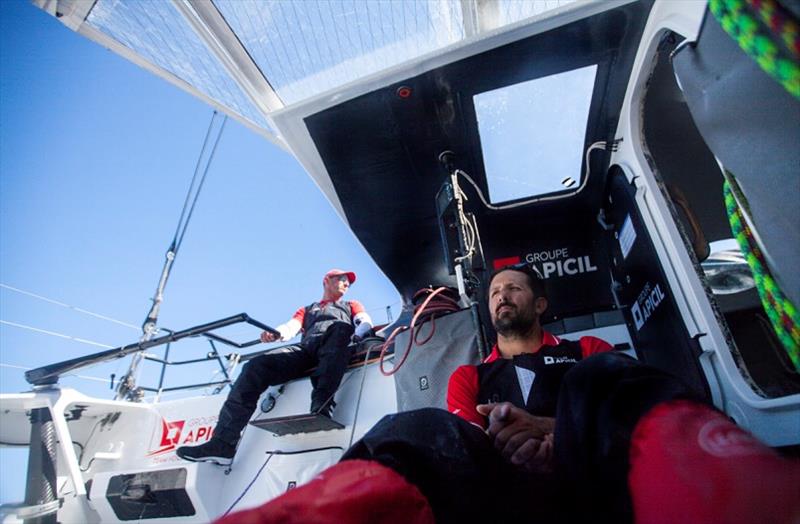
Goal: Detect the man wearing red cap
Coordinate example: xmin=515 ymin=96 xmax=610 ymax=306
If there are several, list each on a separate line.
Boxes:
xmin=176 ymin=269 xmax=372 ymax=465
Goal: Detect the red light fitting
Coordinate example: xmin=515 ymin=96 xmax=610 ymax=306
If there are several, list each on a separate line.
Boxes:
xmin=396 ymin=86 xmax=412 ymax=99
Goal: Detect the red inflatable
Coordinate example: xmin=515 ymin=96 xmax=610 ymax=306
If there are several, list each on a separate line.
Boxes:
xmin=629 ymin=400 xmax=800 ymax=524
xmin=214 ymin=459 xmax=434 ymax=524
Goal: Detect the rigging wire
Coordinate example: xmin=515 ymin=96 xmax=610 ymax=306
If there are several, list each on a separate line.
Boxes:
xmin=120 ymin=111 xmax=228 ymax=400
xmin=0 ymin=284 xmax=156 ymax=381
xmin=0 ymin=363 xmax=111 ymax=384
xmin=0 ymin=320 xmax=113 ymax=349
xmin=0 ymin=283 xmax=168 ymax=387
xmin=172 ymin=113 xmax=218 ymax=252
xmin=0 ymin=283 xmax=140 ymax=331
xmin=2 ymin=113 xmax=229 ymax=398
xmin=175 ymin=113 xmax=228 ymax=253
xmin=141 ymin=110 xmax=229 ymax=336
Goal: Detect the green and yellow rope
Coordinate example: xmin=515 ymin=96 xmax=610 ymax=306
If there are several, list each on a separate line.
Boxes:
xmin=745 ymin=0 xmax=799 ymax=59
xmin=724 ymin=178 xmax=800 ymax=371
xmin=709 ymin=0 xmax=800 ymax=99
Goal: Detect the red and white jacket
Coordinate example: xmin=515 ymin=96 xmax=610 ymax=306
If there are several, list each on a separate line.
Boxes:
xmin=447 ymin=331 xmax=612 ymax=428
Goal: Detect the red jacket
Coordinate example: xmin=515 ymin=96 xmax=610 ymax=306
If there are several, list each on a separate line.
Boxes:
xmin=447 ymin=331 xmax=612 ymax=428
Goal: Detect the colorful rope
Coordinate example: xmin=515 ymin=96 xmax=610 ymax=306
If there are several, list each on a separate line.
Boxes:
xmin=746 ymin=0 xmax=799 ymax=58
xmin=724 ymin=178 xmax=800 ymax=371
xmin=710 ymin=0 xmax=800 ymax=99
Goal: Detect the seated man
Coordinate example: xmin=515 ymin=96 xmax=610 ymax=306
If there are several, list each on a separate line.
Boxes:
xmin=177 ymin=269 xmax=373 ymax=465
xmin=215 ymin=265 xmax=800 ymax=523
xmin=447 ymin=263 xmax=612 ymax=462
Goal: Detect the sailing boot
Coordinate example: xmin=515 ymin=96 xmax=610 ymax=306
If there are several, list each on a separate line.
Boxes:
xmin=176 ymin=438 xmax=236 ymax=466
xmin=311 ymin=399 xmax=337 ymax=418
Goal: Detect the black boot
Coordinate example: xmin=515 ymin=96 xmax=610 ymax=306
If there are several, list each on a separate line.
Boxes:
xmin=311 ymin=399 xmax=337 ymax=418
xmin=176 ymin=438 xmax=236 ymax=466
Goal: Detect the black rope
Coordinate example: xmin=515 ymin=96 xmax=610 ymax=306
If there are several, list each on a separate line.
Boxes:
xmin=223 ymin=452 xmax=275 ymax=517
xmin=221 ymin=446 xmax=344 ymax=516
xmin=265 ymin=446 xmax=345 ymax=455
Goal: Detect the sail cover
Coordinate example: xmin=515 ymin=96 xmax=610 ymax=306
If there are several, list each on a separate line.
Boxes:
xmin=35 ymin=0 xmax=575 ymax=141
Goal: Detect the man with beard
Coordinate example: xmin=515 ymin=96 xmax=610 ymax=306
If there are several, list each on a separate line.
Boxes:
xmin=446 ymin=264 xmax=611 ymax=474
xmin=215 ymin=265 xmax=800 ymax=524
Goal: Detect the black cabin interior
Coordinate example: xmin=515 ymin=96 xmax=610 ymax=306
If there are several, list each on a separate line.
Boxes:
xmin=304 ymin=0 xmax=799 ymax=402
xmin=305 ymin=1 xmax=653 ymax=304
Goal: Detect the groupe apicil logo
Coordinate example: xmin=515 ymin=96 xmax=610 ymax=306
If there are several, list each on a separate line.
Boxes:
xmin=146 ymin=416 xmax=217 ymax=456
xmin=493 ymin=250 xmax=598 ymax=279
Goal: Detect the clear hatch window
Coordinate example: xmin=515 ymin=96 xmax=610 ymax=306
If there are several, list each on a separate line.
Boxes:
xmin=474 ymin=64 xmax=597 ymax=203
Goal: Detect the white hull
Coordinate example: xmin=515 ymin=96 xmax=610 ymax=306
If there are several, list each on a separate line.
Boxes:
xmin=1 ymin=360 xmax=396 ymax=523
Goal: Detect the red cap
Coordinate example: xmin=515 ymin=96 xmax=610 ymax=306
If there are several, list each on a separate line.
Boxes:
xmin=324 ymin=269 xmax=356 ymax=284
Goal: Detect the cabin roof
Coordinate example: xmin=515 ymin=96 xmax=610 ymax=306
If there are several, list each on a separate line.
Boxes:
xmin=39 ymin=0 xmax=586 ymax=141
xmin=35 ymin=0 xmax=652 ymax=301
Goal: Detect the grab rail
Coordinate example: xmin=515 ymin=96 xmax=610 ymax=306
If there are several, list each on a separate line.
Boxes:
xmin=25 ymin=313 xmax=279 ymax=386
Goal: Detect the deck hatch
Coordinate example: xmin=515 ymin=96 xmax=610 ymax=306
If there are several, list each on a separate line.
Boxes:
xmin=106 ymin=468 xmax=195 ymax=520
xmin=474 ymin=64 xmax=597 ymax=203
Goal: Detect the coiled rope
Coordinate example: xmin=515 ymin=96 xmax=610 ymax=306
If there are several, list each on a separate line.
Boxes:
xmin=724 ymin=176 xmax=799 ymax=371
xmin=709 ymin=0 xmax=800 ymax=98
xmin=378 ymin=287 xmax=461 ymax=376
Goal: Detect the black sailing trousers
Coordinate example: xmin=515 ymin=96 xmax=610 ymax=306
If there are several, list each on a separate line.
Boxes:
xmin=214 ymin=322 xmax=354 ymax=445
xmin=342 ymin=352 xmax=697 ymax=524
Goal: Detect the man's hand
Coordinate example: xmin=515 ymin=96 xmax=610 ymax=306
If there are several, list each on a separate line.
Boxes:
xmin=476 ymin=402 xmax=556 ymax=473
xmin=351 ymin=328 xmax=375 ymax=344
xmin=261 ymin=322 xmax=298 ymax=344
xmin=260 ymin=330 xmax=279 ymax=343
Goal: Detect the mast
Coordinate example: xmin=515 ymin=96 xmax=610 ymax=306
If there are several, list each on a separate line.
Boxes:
xmin=115 ymin=112 xmax=227 ymax=401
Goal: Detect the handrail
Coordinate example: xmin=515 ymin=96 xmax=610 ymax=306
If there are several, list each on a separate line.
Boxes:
xmin=25 ymin=313 xmax=279 ymax=386
xmin=142 ymin=353 xmax=226 ymax=366
xmin=139 ymin=380 xmax=230 ymax=394
xmin=140 ymin=337 xmax=389 ymax=399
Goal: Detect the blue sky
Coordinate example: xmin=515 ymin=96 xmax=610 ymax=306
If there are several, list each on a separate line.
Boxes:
xmin=0 ymin=0 xmax=399 ymax=503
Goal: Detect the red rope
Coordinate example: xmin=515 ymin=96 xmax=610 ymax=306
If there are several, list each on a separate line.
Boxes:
xmin=378 ymin=287 xmax=460 ymax=376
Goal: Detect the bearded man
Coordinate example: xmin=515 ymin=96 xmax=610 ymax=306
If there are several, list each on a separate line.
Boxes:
xmin=447 ymin=264 xmax=611 ymax=473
